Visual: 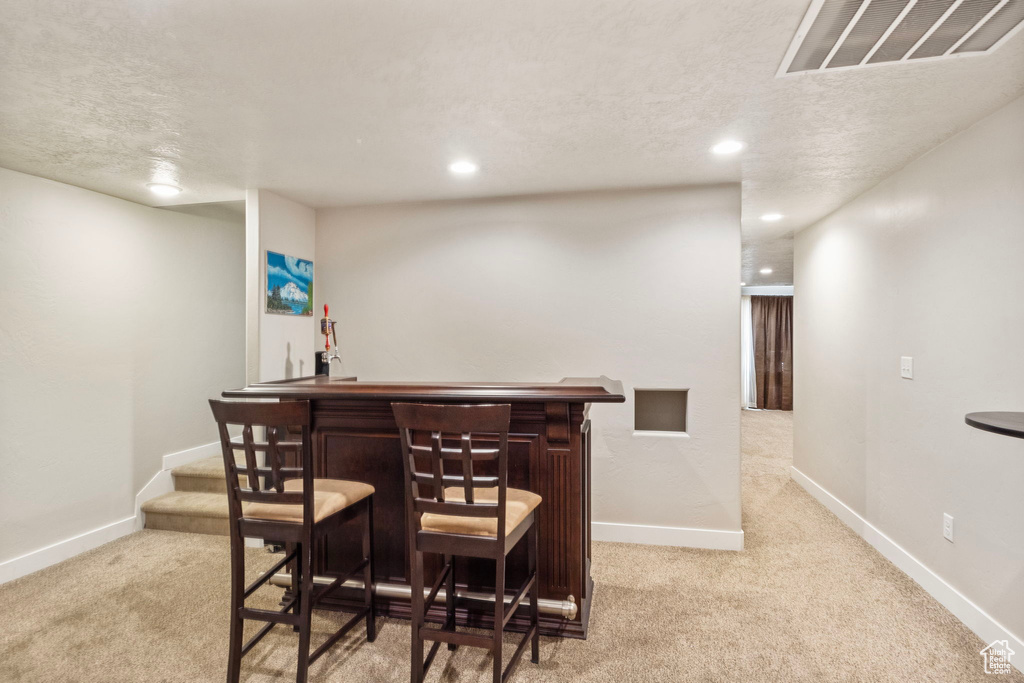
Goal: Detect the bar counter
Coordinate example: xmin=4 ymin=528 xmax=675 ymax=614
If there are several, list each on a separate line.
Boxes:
xmin=223 ymin=375 xmax=625 ymax=638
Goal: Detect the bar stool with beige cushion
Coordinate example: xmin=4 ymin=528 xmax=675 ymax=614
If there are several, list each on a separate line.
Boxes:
xmin=392 ymin=402 xmax=540 ymax=683
xmin=209 ymin=399 xmax=376 ymax=683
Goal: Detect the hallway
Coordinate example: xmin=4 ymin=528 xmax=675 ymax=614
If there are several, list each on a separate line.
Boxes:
xmin=0 ymin=411 xmax=1015 ymax=681
xmin=738 ymin=409 xmax=1013 ymax=681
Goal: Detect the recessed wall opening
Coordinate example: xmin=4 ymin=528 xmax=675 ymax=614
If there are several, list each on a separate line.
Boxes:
xmin=634 ymin=389 xmax=688 ymax=433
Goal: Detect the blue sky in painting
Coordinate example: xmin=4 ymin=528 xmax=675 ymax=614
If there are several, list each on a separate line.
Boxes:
xmin=266 ymin=251 xmax=312 ymax=304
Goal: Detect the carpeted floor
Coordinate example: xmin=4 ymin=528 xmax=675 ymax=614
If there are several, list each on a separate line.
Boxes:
xmin=1 ymin=410 xmax=1017 ymax=682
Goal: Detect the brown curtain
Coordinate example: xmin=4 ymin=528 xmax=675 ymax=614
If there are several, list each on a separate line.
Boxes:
xmin=751 ymin=295 xmax=793 ymax=411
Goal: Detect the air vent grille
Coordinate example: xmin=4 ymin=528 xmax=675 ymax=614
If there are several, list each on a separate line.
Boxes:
xmin=868 ymin=0 xmax=959 ymax=64
xmin=779 ymin=0 xmax=1024 ymax=76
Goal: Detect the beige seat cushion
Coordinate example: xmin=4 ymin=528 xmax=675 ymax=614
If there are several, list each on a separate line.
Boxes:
xmin=420 ymin=487 xmax=541 ymax=537
xmin=244 ymin=478 xmax=374 ymax=524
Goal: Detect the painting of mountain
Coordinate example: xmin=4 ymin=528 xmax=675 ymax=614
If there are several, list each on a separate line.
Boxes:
xmin=266 ymin=250 xmax=313 ymax=316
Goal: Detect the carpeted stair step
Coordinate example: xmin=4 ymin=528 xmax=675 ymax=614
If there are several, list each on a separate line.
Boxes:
xmin=142 ymin=491 xmax=230 ymax=536
xmin=172 ymin=455 xmax=231 ymax=493
xmin=172 ymin=455 xmax=251 ymax=493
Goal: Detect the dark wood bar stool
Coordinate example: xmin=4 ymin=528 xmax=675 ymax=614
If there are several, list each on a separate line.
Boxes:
xmin=209 ymin=399 xmax=376 ymax=683
xmin=392 ymin=402 xmax=540 ymax=683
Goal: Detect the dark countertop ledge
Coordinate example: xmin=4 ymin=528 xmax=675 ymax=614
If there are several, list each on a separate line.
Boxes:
xmin=965 ymin=412 xmax=1024 ymax=440
xmin=223 ymin=375 xmax=626 ymax=404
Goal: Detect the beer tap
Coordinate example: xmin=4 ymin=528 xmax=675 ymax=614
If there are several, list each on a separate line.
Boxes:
xmin=320 ymin=304 xmax=342 ymax=377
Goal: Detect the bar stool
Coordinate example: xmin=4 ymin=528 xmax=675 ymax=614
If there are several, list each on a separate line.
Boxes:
xmin=392 ymin=402 xmax=541 ymax=683
xmin=209 ymin=399 xmax=376 ymax=683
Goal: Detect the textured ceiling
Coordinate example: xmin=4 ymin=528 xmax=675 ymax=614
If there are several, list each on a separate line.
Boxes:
xmin=742 ymin=234 xmax=795 ymax=287
xmin=2 ymin=0 xmax=1023 ymax=286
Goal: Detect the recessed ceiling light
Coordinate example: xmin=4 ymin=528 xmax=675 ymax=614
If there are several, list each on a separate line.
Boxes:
xmin=448 ymin=160 xmax=479 ymax=175
xmin=760 ymin=267 xmax=773 ymax=275
xmin=740 ymin=282 xmax=746 ymax=286
xmin=760 ymin=213 xmax=783 ymax=222
xmin=711 ymin=140 xmax=744 ymax=155
xmin=147 ymin=183 xmax=181 ymax=197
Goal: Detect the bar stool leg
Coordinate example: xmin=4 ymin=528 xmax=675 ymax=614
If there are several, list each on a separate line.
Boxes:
xmin=295 ymin=541 xmax=314 ymax=683
xmin=363 ymin=497 xmax=377 ymax=642
xmin=226 ymin=535 xmax=244 ymax=683
xmin=286 ymin=541 xmax=300 ymax=632
xmin=528 ymin=524 xmax=539 ymax=664
xmin=410 ymin=550 xmax=425 ymax=683
xmin=492 ymin=554 xmax=505 ymax=683
xmin=445 ymin=554 xmax=457 ymax=651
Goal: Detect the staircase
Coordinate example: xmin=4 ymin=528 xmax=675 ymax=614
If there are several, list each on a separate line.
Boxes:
xmin=141 ymin=457 xmax=232 ymax=535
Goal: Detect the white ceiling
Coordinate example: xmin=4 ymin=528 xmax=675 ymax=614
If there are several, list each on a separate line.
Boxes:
xmin=2 ymin=0 xmax=1023 ymax=285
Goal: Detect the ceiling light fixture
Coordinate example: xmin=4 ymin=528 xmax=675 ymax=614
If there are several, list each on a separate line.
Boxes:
xmin=711 ymin=140 xmax=744 ymax=155
xmin=147 ymin=183 xmax=182 ymax=197
xmin=760 ymin=267 xmax=773 ymax=275
xmin=741 ymin=282 xmax=747 ymax=286
xmin=760 ymin=213 xmax=783 ymax=222
xmin=448 ymin=160 xmax=479 ymax=175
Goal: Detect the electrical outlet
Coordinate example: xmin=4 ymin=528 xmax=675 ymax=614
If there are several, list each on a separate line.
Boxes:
xmin=901 ymin=356 xmax=914 ymax=379
xmin=943 ymin=513 xmax=954 ymax=542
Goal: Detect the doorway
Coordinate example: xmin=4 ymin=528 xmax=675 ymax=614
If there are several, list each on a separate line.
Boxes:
xmin=741 ymin=287 xmax=793 ymax=412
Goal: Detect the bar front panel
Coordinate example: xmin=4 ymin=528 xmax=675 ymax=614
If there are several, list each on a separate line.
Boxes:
xmin=308 ymin=398 xmax=593 ymax=638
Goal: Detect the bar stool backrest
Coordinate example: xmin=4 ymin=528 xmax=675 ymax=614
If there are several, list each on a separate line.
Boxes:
xmin=208 ymin=399 xmax=314 ymax=526
xmin=392 ymin=403 xmax=511 ymax=537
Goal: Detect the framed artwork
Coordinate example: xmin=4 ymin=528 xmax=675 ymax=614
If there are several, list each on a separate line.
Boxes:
xmin=266 ymin=250 xmax=313 ymax=316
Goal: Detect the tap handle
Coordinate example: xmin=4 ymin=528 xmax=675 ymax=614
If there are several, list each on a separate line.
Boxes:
xmin=320 ymin=304 xmax=338 ymax=352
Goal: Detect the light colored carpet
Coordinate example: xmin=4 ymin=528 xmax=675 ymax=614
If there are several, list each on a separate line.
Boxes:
xmin=1 ymin=410 xmax=1017 ymax=682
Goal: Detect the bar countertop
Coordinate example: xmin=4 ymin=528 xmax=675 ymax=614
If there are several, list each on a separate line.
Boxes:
xmin=222 ymin=375 xmax=626 ymax=404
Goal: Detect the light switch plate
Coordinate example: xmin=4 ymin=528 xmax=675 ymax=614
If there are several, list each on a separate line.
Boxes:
xmin=900 ymin=356 xmax=913 ymax=379
xmin=943 ymin=513 xmax=954 ymax=542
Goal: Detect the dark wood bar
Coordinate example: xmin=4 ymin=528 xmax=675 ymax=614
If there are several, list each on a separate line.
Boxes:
xmin=223 ymin=375 xmax=625 ymax=639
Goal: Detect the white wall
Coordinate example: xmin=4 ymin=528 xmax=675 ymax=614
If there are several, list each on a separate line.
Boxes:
xmin=794 ymin=96 xmax=1024 ymax=645
xmin=0 ymin=167 xmax=245 ymax=566
xmin=316 ymin=185 xmax=743 ymax=546
xmin=246 ymin=189 xmax=316 ymax=382
xmin=740 ymin=285 xmax=793 ymax=296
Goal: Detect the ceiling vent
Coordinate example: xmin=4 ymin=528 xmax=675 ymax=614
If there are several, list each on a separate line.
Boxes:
xmin=778 ymin=0 xmax=1024 ymax=76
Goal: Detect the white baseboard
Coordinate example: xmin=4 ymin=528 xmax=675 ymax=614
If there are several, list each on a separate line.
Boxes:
xmin=134 ymin=469 xmax=175 ymax=531
xmin=592 ymin=521 xmax=744 ymax=551
xmin=791 ymin=465 xmax=1023 ymax=671
xmin=163 ymin=440 xmax=220 ymax=470
xmin=0 ymin=515 xmax=136 ymax=585
xmin=1 ymin=441 xmax=224 ymax=585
